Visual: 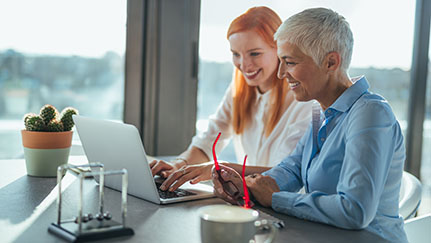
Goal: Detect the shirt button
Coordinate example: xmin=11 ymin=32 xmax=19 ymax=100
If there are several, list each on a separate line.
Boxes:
xmin=320 ymin=138 xmax=325 ymax=142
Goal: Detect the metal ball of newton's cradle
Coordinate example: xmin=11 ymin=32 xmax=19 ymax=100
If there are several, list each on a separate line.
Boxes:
xmin=82 ymin=215 xmax=89 ymax=223
xmin=82 ymin=213 xmax=94 ymax=223
xmin=96 ymin=213 xmax=104 ymax=221
xmin=95 ymin=211 xmax=112 ymax=221
xmin=103 ymin=212 xmax=112 ymax=220
xmin=72 ymin=213 xmax=94 ymax=224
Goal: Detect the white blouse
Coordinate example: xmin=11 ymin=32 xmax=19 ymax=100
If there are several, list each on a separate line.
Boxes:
xmin=190 ymin=84 xmax=313 ymax=167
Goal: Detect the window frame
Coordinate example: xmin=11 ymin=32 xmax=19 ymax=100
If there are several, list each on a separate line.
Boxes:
xmin=405 ymin=0 xmax=431 ymax=178
xmin=124 ymin=0 xmax=200 ymax=156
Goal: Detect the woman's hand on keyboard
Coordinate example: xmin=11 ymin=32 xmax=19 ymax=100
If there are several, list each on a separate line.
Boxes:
xmin=159 ymin=162 xmax=215 ymax=191
xmin=150 ymin=160 xmax=183 ymax=178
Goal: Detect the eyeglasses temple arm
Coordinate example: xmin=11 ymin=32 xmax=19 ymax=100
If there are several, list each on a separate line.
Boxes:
xmin=212 ymin=132 xmax=222 ymax=171
xmin=242 ymin=155 xmax=251 ymax=208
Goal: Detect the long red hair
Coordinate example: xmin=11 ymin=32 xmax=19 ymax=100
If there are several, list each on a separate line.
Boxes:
xmin=228 ymin=6 xmax=289 ymax=136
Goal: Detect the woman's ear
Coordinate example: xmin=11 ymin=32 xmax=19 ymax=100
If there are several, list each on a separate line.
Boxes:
xmin=324 ymin=52 xmax=341 ymax=71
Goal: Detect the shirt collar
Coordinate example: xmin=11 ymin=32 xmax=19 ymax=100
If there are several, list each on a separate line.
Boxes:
xmin=328 ymin=76 xmax=369 ymax=113
xmin=255 ymin=87 xmax=272 ymax=104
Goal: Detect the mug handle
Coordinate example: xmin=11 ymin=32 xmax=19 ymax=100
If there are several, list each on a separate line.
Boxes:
xmin=254 ymin=219 xmax=278 ymax=243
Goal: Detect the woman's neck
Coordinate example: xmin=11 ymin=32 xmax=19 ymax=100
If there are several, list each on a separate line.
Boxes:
xmin=318 ymin=73 xmax=352 ymax=110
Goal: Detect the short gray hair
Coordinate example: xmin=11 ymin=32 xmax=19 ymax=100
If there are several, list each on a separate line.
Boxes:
xmin=274 ymin=8 xmax=354 ymax=71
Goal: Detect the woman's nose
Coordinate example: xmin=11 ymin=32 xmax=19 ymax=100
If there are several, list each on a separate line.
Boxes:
xmin=240 ymin=56 xmax=252 ymax=70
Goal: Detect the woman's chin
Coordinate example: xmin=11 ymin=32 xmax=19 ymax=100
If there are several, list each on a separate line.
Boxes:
xmin=244 ymin=80 xmax=260 ymax=87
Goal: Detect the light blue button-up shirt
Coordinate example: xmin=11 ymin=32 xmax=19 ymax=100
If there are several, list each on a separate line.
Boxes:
xmin=263 ymin=76 xmax=407 ymax=242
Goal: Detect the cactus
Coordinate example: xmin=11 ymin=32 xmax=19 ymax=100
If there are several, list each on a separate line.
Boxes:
xmin=40 ymin=104 xmax=58 ymax=125
xmin=25 ymin=115 xmax=45 ymax=131
xmin=23 ymin=113 xmax=38 ymax=125
xmin=46 ymin=120 xmax=64 ymax=132
xmin=60 ymin=107 xmax=78 ymax=131
xmin=23 ymin=104 xmax=79 ymax=132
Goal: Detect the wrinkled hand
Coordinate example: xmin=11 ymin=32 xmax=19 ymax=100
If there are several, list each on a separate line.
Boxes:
xmin=211 ymin=165 xmax=245 ymax=205
xmin=245 ymin=174 xmax=279 ymax=207
xmin=150 ymin=160 xmax=183 ymax=178
xmin=157 ymin=162 xmax=214 ymax=192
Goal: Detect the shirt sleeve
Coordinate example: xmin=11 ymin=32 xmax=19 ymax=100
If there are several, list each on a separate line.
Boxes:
xmin=263 ymin=123 xmax=311 ymax=192
xmin=189 ymin=84 xmax=234 ymax=159
xmin=269 ymin=101 xmax=402 ymax=230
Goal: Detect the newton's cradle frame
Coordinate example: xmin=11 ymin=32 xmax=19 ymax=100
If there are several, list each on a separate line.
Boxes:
xmin=48 ymin=163 xmax=134 ymax=242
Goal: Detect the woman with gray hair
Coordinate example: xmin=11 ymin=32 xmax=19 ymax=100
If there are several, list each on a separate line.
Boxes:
xmin=212 ymin=7 xmax=407 ymax=242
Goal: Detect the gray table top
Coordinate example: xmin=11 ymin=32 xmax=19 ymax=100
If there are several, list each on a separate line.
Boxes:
xmin=0 ymin=157 xmax=387 ymax=243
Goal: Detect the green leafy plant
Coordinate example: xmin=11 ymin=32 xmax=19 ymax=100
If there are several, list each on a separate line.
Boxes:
xmin=23 ymin=105 xmax=79 ymax=132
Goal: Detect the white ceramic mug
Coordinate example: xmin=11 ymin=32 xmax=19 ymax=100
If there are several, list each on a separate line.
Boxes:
xmin=199 ymin=204 xmax=277 ymax=243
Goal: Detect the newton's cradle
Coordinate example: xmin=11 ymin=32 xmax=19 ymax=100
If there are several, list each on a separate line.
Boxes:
xmin=48 ymin=163 xmax=134 ymax=242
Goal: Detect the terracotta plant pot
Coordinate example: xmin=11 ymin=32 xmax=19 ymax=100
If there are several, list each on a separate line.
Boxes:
xmin=21 ymin=130 xmax=73 ymax=177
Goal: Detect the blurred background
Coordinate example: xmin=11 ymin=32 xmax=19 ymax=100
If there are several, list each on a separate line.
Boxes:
xmin=0 ymin=0 xmax=429 ymax=214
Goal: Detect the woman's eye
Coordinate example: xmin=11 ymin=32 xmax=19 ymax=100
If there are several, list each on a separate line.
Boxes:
xmin=232 ymin=52 xmax=240 ymax=57
xmin=285 ymin=61 xmax=296 ymax=66
xmin=250 ymin=52 xmax=261 ymax=57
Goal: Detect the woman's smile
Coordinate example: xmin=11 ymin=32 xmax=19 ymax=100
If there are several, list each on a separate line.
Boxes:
xmin=288 ymin=81 xmax=300 ymax=90
xmin=243 ymin=69 xmax=261 ymax=80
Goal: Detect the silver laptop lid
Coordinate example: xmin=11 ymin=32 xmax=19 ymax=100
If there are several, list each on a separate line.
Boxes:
xmin=73 ymin=115 xmax=161 ymax=204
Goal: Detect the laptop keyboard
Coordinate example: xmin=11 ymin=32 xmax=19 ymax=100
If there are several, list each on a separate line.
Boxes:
xmin=155 ymin=181 xmax=196 ymax=199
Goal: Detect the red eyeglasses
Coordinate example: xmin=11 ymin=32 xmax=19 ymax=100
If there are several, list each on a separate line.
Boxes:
xmin=212 ymin=132 xmax=251 ymax=208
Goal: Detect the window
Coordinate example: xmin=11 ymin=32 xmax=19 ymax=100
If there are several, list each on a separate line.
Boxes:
xmin=197 ymin=0 xmax=415 ymax=161
xmin=0 ymin=0 xmax=127 ymax=159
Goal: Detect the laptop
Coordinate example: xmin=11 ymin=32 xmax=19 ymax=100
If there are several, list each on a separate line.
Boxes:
xmin=72 ymin=115 xmax=215 ymax=204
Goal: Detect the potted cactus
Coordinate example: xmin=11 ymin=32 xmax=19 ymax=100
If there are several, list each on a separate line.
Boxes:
xmin=21 ymin=104 xmax=78 ymax=177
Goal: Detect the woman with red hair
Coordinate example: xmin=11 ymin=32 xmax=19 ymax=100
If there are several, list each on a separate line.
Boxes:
xmin=151 ymin=6 xmax=312 ymax=192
